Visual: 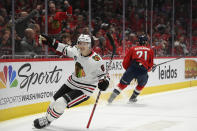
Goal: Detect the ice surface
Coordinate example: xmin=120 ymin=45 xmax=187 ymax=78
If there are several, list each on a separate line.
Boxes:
xmin=0 ymin=87 xmax=197 ymax=131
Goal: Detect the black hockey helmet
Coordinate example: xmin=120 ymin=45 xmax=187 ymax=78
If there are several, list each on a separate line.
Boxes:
xmin=138 ymin=35 xmax=148 ymax=45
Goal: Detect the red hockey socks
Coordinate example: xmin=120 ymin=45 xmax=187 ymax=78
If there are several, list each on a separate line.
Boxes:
xmin=117 ymin=83 xmax=128 ymax=90
xmin=136 ymin=85 xmax=144 ymax=92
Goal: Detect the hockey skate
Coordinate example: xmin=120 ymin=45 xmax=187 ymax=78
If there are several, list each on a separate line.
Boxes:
xmin=128 ymin=92 xmax=138 ymax=104
xmin=108 ymin=89 xmax=120 ymax=104
xmin=33 ymin=116 xmax=51 ymax=129
xmin=128 ymin=97 xmax=137 ymax=103
xmin=108 ymin=93 xmax=117 ymax=104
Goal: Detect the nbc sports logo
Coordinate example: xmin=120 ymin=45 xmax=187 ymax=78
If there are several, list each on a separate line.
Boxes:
xmin=0 ymin=65 xmax=18 ymax=89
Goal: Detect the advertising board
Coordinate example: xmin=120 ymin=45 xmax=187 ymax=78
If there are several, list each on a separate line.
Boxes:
xmin=0 ymin=57 xmax=196 ymax=121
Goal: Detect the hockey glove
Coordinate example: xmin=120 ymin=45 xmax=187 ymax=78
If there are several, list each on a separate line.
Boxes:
xmin=39 ymin=34 xmax=58 ymax=49
xmin=98 ymin=77 xmax=109 ymax=91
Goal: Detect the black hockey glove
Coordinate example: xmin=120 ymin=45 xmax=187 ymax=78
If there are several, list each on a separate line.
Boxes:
xmin=39 ymin=34 xmax=58 ymax=49
xmin=98 ymin=78 xmax=109 ymax=91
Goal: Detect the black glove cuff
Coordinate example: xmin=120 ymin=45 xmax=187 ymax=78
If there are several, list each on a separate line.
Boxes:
xmin=98 ymin=79 xmax=109 ymax=91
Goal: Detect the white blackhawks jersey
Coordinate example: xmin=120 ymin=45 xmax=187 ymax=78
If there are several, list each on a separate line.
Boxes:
xmin=56 ymin=43 xmax=106 ymax=96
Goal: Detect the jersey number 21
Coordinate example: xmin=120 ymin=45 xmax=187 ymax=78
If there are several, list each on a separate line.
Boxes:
xmin=136 ymin=51 xmax=147 ymax=61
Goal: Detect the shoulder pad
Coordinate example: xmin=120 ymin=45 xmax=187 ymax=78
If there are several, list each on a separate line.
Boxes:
xmin=92 ymin=55 xmax=101 ymax=61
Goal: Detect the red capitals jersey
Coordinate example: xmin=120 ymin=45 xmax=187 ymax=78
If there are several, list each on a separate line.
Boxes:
xmin=123 ymin=46 xmax=154 ymax=71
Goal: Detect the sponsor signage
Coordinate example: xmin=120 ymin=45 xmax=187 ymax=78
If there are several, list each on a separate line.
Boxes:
xmin=0 ymin=65 xmax=18 ymax=89
xmin=158 ymin=65 xmax=177 ymax=80
xmin=0 ymin=61 xmax=74 ymax=109
xmin=185 ymin=59 xmax=197 ymax=79
xmin=0 ymin=58 xmax=196 ymax=110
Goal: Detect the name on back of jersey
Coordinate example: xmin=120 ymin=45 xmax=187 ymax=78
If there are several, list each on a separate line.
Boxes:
xmin=134 ymin=47 xmax=150 ymax=51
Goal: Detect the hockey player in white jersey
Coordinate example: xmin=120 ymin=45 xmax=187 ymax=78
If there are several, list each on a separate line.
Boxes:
xmin=33 ymin=34 xmax=110 ymax=129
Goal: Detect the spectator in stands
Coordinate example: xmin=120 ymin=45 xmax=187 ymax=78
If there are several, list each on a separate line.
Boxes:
xmin=74 ymin=15 xmax=85 ymax=30
xmin=61 ymin=33 xmax=72 ymax=46
xmin=28 ymin=23 xmax=46 ymax=54
xmin=72 ymin=8 xmax=80 ymax=20
xmin=191 ymin=31 xmax=197 ymax=55
xmin=100 ymin=36 xmax=111 ymax=56
xmin=33 ymin=24 xmax=41 ymax=44
xmin=62 ymin=14 xmax=75 ymax=33
xmin=0 ymin=8 xmax=9 ymax=24
xmin=191 ymin=39 xmax=197 ymax=56
xmin=0 ymin=0 xmax=196 ymax=58
xmin=178 ymin=36 xmax=189 ymax=56
xmin=83 ymin=26 xmax=90 ymax=34
xmin=19 ymin=28 xmax=42 ymax=56
xmin=0 ymin=15 xmax=5 ymax=30
xmin=153 ymin=38 xmax=167 ymax=56
xmin=14 ymin=5 xmax=42 ymax=39
xmin=0 ymin=29 xmax=12 ymax=56
xmin=42 ymin=1 xmax=72 ymax=35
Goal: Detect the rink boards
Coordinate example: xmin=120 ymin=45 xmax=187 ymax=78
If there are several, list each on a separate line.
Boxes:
xmin=0 ymin=57 xmax=197 ymax=121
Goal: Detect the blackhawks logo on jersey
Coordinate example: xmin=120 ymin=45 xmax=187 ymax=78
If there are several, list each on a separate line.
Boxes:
xmin=75 ymin=62 xmax=85 ymax=78
xmin=92 ymin=55 xmax=101 ymax=61
xmin=51 ymin=20 xmax=60 ymax=29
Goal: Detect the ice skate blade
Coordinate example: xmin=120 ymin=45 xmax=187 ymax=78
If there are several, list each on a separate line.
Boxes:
xmin=127 ymin=100 xmax=137 ymax=104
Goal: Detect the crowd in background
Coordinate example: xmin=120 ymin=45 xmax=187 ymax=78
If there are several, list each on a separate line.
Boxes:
xmin=0 ymin=0 xmax=196 ymax=58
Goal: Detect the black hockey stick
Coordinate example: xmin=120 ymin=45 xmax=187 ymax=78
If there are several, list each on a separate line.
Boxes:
xmin=86 ymin=32 xmax=116 ymax=129
xmin=152 ymin=56 xmax=184 ymax=72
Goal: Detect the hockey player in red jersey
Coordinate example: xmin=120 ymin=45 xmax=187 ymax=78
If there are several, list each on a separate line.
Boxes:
xmin=33 ymin=34 xmax=110 ymax=129
xmin=108 ymin=35 xmax=154 ymax=104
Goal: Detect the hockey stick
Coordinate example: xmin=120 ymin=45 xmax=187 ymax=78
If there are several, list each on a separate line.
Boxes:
xmin=152 ymin=56 xmax=184 ymax=72
xmin=86 ymin=32 xmax=116 ymax=129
